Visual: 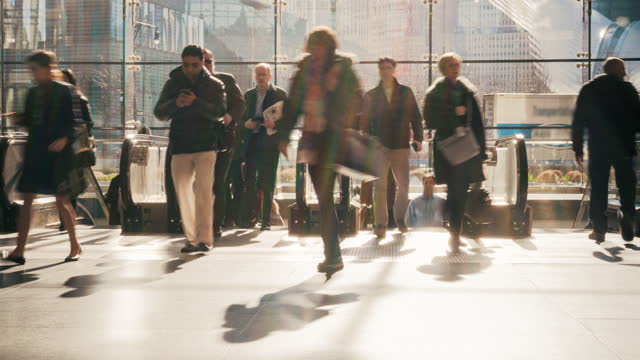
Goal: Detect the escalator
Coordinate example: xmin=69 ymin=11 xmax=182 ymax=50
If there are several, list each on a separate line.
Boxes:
xmin=0 ymin=133 xmax=109 ymax=233
xmin=118 ymin=134 xmax=174 ymax=233
xmin=463 ymin=135 xmax=532 ymax=238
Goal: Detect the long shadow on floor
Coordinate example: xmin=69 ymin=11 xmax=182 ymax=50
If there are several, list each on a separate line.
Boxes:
xmin=512 ymin=237 xmax=537 ymax=251
xmin=59 ymin=254 xmax=205 ymax=298
xmin=0 ymin=230 xmax=62 ymax=247
xmin=0 ymin=229 xmax=118 ymax=252
xmin=417 ymin=251 xmax=492 ymax=282
xmin=0 ymin=261 xmax=67 ymax=288
xmin=215 ymin=229 xmax=261 ymax=247
xmin=340 ymin=233 xmax=415 ymax=263
xmin=624 ymin=243 xmax=640 ymax=251
xmin=222 ymin=274 xmax=359 ymax=343
xmin=593 ymin=246 xmax=625 ymax=263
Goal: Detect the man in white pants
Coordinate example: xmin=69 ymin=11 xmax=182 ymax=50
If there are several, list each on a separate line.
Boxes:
xmin=154 ymin=45 xmax=227 ymax=252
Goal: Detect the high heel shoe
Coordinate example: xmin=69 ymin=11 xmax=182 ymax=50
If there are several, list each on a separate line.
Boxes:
xmin=64 ymin=248 xmax=82 ymax=262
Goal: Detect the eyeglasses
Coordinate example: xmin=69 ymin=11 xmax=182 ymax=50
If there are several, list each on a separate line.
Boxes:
xmin=204 ymin=59 xmax=213 ymax=65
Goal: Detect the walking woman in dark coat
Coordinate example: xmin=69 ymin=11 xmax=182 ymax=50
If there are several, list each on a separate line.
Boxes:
xmin=423 ymin=52 xmax=486 ymax=254
xmin=6 ymin=51 xmax=82 ymax=264
xmin=57 ymin=68 xmax=95 ymax=231
xmin=278 ymin=26 xmax=364 ymax=274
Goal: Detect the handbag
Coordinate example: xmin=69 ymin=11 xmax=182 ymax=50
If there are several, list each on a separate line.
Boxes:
xmin=73 ymin=128 xmax=96 ymax=167
xmin=436 ymin=95 xmax=480 ymax=167
xmin=334 ymin=129 xmax=387 ymax=181
xmin=211 ymin=120 xmax=235 ymax=152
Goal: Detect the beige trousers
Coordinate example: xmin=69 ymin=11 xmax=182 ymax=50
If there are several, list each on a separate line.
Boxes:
xmin=171 ymin=150 xmax=216 ymax=246
xmin=374 ymin=147 xmax=410 ymax=228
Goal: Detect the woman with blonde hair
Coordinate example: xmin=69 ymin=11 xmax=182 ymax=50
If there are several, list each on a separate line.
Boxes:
xmin=423 ymin=52 xmax=487 ymax=254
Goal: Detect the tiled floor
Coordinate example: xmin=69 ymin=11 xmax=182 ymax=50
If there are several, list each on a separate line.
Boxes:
xmin=1 ymin=226 xmax=639 ymax=359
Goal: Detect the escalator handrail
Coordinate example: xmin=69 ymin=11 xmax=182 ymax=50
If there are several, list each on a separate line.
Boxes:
xmin=494 ymin=135 xmax=528 ymax=211
xmin=119 ymin=134 xmax=170 ymax=208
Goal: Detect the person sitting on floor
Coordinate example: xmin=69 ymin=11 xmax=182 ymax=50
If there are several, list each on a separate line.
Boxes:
xmin=405 ymin=173 xmax=445 ymax=228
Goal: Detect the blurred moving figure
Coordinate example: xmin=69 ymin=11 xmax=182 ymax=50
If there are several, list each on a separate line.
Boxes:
xmin=6 ymin=51 xmax=82 ymax=264
xmin=361 ymin=57 xmax=424 ymax=238
xmin=405 ymin=173 xmax=445 ymax=228
xmin=278 ymin=27 xmax=363 ymax=274
xmin=423 ymin=52 xmax=487 ymax=254
xmin=572 ymin=57 xmax=640 ymax=243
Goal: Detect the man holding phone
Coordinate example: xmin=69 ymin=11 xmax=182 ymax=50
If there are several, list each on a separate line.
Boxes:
xmin=154 ymin=45 xmax=227 ymax=252
xmin=360 ymin=57 xmax=424 ymax=238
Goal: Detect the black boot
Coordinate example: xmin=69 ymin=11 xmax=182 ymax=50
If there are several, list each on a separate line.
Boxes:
xmin=317 ymin=258 xmax=344 ymax=273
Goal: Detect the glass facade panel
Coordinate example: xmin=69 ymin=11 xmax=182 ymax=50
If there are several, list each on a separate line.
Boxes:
xmin=0 ymin=0 xmax=636 ymax=203
xmin=2 ymin=0 xmax=123 ymax=62
xmin=281 ymin=0 xmax=429 ymax=62
xmin=592 ymin=0 xmax=640 ymax=64
xmin=433 ymin=0 xmax=585 ymax=61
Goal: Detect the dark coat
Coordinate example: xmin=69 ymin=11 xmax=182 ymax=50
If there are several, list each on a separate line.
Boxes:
xmin=240 ymin=84 xmax=288 ymax=155
xmin=212 ymin=71 xmax=246 ymax=125
xmin=278 ymin=53 xmax=363 ymax=166
xmin=18 ymin=81 xmax=76 ymax=195
xmin=572 ymin=74 xmax=640 ymax=158
xmin=362 ymin=79 xmax=423 ymax=149
xmin=423 ymin=77 xmax=486 ymax=185
xmin=212 ymin=71 xmax=246 ymax=155
xmin=64 ymin=86 xmax=95 ymax=197
xmin=154 ymin=67 xmax=227 ymax=154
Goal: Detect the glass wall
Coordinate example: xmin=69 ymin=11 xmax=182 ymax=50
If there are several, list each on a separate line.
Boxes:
xmin=1 ymin=0 xmax=638 ymax=197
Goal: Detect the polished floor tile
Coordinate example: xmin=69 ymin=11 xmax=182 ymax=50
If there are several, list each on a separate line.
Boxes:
xmin=0 ymin=226 xmax=638 ymax=359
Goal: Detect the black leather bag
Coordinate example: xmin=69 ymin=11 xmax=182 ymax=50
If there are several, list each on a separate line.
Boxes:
xmin=214 ymin=121 xmax=235 ymax=152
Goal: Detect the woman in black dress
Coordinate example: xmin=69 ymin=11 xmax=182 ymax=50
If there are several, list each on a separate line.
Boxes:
xmin=423 ymin=53 xmax=487 ymax=254
xmin=6 ymin=51 xmax=81 ymax=264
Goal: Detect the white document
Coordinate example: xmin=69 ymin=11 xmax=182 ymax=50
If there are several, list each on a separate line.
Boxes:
xmin=263 ymin=100 xmax=284 ymax=136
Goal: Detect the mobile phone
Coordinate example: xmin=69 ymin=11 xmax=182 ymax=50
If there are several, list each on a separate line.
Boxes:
xmin=179 ymin=89 xmax=192 ymax=96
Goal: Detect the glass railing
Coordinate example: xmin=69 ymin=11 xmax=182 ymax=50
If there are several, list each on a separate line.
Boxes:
xmin=0 ymin=133 xmax=109 ymax=226
xmin=274 ymin=127 xmax=585 ymax=201
xmin=119 ymin=134 xmax=169 ymax=206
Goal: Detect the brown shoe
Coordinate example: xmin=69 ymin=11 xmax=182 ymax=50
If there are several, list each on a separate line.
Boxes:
xmin=397 ymin=221 xmax=409 ymax=234
xmin=374 ymin=225 xmax=387 ymax=238
xmin=588 ymin=231 xmax=605 ymax=244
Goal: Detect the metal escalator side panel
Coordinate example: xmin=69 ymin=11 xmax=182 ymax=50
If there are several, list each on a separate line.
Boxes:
xmin=119 ymin=137 xmax=137 ymax=209
xmin=515 ymin=137 xmax=529 ymax=211
xmin=0 ymin=136 xmax=10 ymax=209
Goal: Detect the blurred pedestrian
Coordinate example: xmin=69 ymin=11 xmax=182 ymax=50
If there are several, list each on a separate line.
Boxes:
xmin=6 ymin=51 xmax=82 ymax=264
xmin=278 ymin=27 xmax=363 ymax=274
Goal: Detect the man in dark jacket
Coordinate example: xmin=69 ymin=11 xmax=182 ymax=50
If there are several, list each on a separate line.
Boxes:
xmin=154 ymin=45 xmax=226 ymax=252
xmin=241 ymin=63 xmax=288 ymax=230
xmin=203 ymin=49 xmax=247 ymax=238
xmin=361 ymin=57 xmax=424 ymax=238
xmin=572 ymin=57 xmax=640 ymax=243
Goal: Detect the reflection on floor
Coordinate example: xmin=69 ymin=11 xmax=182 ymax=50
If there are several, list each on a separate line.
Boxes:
xmin=1 ymin=226 xmax=640 ymax=360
